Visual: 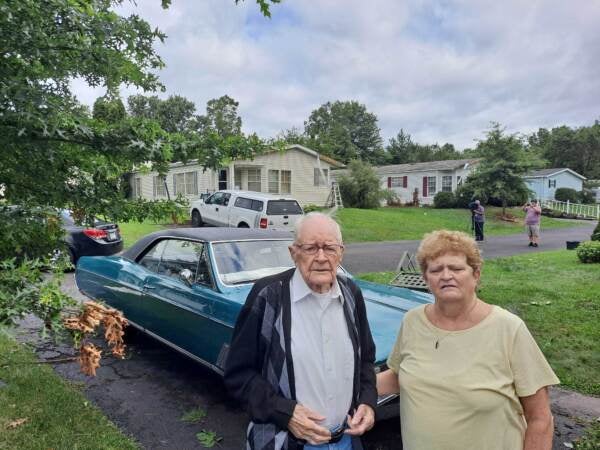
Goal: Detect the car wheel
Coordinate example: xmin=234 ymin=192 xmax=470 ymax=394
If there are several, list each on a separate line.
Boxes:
xmin=191 ymin=210 xmax=203 ymax=227
xmin=238 ymin=222 xmax=249 ymax=228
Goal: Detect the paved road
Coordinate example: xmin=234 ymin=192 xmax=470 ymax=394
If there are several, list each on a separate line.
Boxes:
xmin=343 ymin=222 xmax=595 ymax=273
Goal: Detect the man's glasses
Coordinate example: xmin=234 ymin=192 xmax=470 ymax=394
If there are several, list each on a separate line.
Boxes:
xmin=294 ymin=243 xmax=344 ymax=256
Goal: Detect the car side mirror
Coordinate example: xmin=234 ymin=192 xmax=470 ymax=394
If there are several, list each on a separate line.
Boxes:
xmin=179 ymin=268 xmax=194 ymax=286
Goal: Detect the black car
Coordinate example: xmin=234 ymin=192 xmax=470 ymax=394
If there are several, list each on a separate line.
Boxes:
xmin=60 ymin=210 xmax=123 ymax=263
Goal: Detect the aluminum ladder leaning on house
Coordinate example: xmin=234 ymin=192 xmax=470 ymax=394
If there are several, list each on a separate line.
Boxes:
xmin=325 ymin=181 xmax=344 ymax=209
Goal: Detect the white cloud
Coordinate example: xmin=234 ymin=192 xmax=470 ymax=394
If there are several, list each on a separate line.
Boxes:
xmin=71 ymin=0 xmax=600 ymax=150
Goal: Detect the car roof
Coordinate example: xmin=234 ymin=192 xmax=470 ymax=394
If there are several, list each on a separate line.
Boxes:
xmin=122 ymin=227 xmax=294 ymax=261
xmin=215 ymin=190 xmax=298 ymax=201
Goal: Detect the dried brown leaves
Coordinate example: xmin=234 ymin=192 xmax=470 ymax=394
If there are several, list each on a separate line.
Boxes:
xmin=63 ymin=301 xmax=128 ymax=376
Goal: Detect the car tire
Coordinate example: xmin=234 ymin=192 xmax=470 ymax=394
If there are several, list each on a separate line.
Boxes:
xmin=191 ymin=210 xmax=203 ymax=227
xmin=238 ymin=222 xmax=249 ymax=228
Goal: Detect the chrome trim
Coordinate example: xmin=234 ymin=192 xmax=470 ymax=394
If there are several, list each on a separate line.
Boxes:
xmin=376 ymin=394 xmax=399 ymax=406
xmin=137 ymin=327 xmax=224 ymax=375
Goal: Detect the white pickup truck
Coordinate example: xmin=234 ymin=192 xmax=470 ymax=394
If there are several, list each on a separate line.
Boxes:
xmin=190 ymin=190 xmax=304 ymax=230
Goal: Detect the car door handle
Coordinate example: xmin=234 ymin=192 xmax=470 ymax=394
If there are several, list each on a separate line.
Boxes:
xmin=215 ymin=207 xmax=219 ymax=211
xmin=143 ymin=284 xmax=156 ymax=290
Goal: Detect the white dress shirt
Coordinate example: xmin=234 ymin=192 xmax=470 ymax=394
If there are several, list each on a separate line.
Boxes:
xmin=289 ymin=269 xmax=355 ymax=428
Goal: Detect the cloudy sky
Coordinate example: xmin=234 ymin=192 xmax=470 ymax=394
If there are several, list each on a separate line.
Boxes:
xmin=72 ymin=0 xmax=600 ymax=150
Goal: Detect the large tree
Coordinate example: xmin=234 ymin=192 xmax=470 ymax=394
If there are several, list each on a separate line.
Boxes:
xmin=127 ymin=94 xmax=197 ymax=134
xmin=194 ymin=95 xmax=243 ymax=139
xmin=385 ymin=130 xmax=461 ymax=164
xmin=464 ymin=123 xmax=537 ymax=215
xmin=528 ymin=122 xmax=600 ymax=179
xmin=304 ymin=100 xmax=384 ymax=164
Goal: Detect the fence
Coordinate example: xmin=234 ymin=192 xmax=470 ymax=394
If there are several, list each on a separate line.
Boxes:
xmin=542 ymin=199 xmax=600 ymax=219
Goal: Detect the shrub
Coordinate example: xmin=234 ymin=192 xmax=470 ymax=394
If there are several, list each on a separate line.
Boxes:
xmin=303 ymin=204 xmax=322 ymax=213
xmin=578 ymin=189 xmax=596 ymax=204
xmin=433 ymin=192 xmax=456 ymax=208
xmin=338 ymin=160 xmax=385 ymax=209
xmin=576 ymin=241 xmax=600 ymax=263
xmin=554 ymin=187 xmax=579 ymax=203
xmin=592 ymin=221 xmax=600 ymax=241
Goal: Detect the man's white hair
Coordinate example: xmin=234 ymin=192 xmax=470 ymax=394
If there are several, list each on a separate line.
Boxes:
xmin=294 ymin=212 xmax=343 ymax=244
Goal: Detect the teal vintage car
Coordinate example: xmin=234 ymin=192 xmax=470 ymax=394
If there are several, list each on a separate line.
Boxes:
xmin=75 ymin=228 xmax=432 ymax=411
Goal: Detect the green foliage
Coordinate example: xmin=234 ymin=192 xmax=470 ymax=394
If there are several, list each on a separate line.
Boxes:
xmin=337 ymin=160 xmax=384 ymax=209
xmin=463 ymin=123 xmax=537 ymax=214
xmin=0 ymin=258 xmax=75 ymax=329
xmin=386 ymin=129 xmax=461 ymax=164
xmin=181 ymin=407 xmax=207 ymax=423
xmin=302 ymin=204 xmax=323 ymax=213
xmin=433 ymin=192 xmax=456 ymax=208
xmin=592 ymin=221 xmax=600 ymax=241
xmin=304 ymin=101 xmax=384 ymax=164
xmin=194 ymin=95 xmax=243 ymax=139
xmin=554 ymin=187 xmax=579 ymax=202
xmin=0 ymin=332 xmax=139 ymax=449
xmin=196 ymin=430 xmax=222 ymax=448
xmin=578 ymin=189 xmax=596 ymax=204
xmin=576 ymin=241 xmax=600 ymax=263
xmin=528 ymin=121 xmax=600 ymax=179
xmin=574 ymin=422 xmax=600 ymax=449
xmin=93 ymin=96 xmax=126 ymax=124
xmin=454 ymin=183 xmax=484 ymax=208
xmin=127 ymin=94 xmax=197 ymax=134
xmin=0 ymin=206 xmax=65 ymax=261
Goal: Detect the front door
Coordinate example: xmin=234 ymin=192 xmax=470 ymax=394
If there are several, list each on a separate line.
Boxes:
xmin=218 ymin=169 xmax=228 ymax=190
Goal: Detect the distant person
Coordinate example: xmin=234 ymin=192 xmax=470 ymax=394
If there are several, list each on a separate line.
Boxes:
xmin=523 ymin=199 xmax=542 ymax=247
xmin=376 ymin=230 xmax=559 ymax=450
xmin=473 ymin=200 xmax=485 ymax=241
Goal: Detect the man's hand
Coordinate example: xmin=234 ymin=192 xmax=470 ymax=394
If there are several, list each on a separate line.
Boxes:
xmin=288 ymin=404 xmax=331 ymax=445
xmin=345 ymin=404 xmax=375 ymax=436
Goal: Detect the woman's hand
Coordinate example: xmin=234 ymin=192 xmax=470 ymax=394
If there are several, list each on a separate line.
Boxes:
xmin=376 ymin=369 xmax=400 ymax=396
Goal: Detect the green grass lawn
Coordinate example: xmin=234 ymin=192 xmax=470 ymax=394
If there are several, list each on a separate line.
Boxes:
xmin=358 ymin=250 xmax=600 ymax=396
xmin=0 ymin=329 xmax=139 ymax=449
xmin=336 ymin=206 xmax=582 ymax=242
xmin=117 ymin=220 xmax=167 ymax=248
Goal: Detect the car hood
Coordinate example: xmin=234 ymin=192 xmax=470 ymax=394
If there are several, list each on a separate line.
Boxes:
xmin=354 ymin=279 xmax=432 ymax=364
xmin=226 ymin=278 xmax=432 ymax=365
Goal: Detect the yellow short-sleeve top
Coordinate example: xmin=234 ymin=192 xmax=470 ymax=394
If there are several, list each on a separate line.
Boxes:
xmin=387 ymin=305 xmax=559 ymax=450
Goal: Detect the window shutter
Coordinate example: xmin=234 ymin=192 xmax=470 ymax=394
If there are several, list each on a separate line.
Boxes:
xmin=403 ymin=176 xmax=408 ymax=188
xmin=173 ymin=174 xmax=177 ymax=195
xmin=387 ymin=177 xmax=391 ymax=188
xmin=422 ymin=176 xmax=428 ymax=197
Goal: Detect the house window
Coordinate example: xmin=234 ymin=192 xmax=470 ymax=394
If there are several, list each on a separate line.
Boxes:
xmin=247 ymin=168 xmax=261 ymax=192
xmin=442 ymin=176 xmax=452 ymax=192
xmin=173 ymin=171 xmax=198 ymax=196
xmin=281 ymin=170 xmax=291 ymax=194
xmin=457 ymin=175 xmax=463 ymax=186
xmin=153 ymin=176 xmax=167 ymax=198
xmin=427 ymin=176 xmax=437 ymax=196
xmin=218 ymin=169 xmax=228 ymax=190
xmin=268 ymin=170 xmax=279 ymax=194
xmin=548 ymin=179 xmax=556 ymax=188
xmin=314 ymin=168 xmax=329 ymax=186
xmin=132 ymin=177 xmax=142 ymax=198
xmin=389 ymin=177 xmax=403 ymax=187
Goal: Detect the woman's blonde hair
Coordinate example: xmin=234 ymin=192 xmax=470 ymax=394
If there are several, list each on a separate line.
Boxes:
xmin=416 ymin=229 xmax=483 ymax=273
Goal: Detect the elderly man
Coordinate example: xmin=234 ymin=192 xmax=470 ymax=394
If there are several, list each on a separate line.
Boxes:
xmin=224 ymin=212 xmax=377 ymax=450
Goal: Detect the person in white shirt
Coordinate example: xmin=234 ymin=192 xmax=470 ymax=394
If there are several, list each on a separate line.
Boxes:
xmin=225 ymin=213 xmax=377 ymax=450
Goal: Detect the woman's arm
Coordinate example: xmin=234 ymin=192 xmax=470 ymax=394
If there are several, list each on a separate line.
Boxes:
xmin=376 ymin=369 xmax=400 ymax=396
xmin=520 ymin=387 xmax=554 ymax=450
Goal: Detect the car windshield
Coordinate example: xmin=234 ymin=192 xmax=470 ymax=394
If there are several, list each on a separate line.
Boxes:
xmin=211 ymin=240 xmax=294 ymax=285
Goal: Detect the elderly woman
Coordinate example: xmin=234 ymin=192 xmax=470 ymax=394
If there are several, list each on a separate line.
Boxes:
xmin=377 ymin=230 xmax=559 ymax=450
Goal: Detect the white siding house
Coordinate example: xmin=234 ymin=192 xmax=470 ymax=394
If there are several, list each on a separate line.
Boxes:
xmin=129 ymin=145 xmax=344 ymax=206
xmin=523 ymin=168 xmax=586 ymax=202
xmin=373 ymin=159 xmax=480 ymax=205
